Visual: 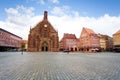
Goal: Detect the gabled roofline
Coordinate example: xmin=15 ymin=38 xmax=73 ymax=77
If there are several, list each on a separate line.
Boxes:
xmin=0 ymin=28 xmax=22 ymax=39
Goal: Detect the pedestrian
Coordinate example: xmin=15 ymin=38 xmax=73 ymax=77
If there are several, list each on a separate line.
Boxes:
xmin=21 ymin=49 xmax=23 ymax=55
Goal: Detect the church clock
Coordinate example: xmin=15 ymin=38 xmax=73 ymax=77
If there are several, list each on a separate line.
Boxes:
xmin=44 ymin=24 xmax=47 ymax=27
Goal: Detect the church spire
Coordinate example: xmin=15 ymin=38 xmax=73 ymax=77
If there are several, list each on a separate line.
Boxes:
xmin=43 ymin=11 xmax=48 ymax=21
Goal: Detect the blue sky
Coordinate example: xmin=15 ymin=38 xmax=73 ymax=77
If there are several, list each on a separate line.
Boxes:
xmin=1 ymin=0 xmax=120 ymax=19
xmin=0 ymin=0 xmax=120 ymax=40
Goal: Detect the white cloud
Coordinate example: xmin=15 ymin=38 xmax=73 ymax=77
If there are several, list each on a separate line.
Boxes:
xmin=51 ymin=7 xmax=64 ymax=16
xmin=50 ymin=7 xmax=120 ymax=39
xmin=0 ymin=5 xmax=120 ymax=40
xmin=26 ymin=0 xmax=59 ymax=5
xmin=5 ymin=5 xmax=34 ymax=26
xmin=51 ymin=6 xmax=71 ymax=16
xmin=38 ymin=0 xmax=59 ymax=4
xmin=5 ymin=8 xmax=18 ymax=16
xmin=26 ymin=0 xmax=45 ymax=5
xmin=50 ymin=0 xmax=59 ymax=3
xmin=0 ymin=5 xmax=35 ymax=39
xmin=39 ymin=0 xmax=45 ymax=5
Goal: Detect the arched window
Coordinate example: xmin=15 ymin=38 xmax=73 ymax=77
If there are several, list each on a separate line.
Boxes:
xmin=42 ymin=27 xmax=48 ymax=38
xmin=44 ymin=32 xmax=47 ymax=37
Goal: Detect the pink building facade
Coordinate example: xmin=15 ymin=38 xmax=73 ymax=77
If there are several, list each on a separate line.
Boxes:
xmin=0 ymin=28 xmax=22 ymax=51
xmin=59 ymin=33 xmax=79 ymax=51
xmin=79 ymin=27 xmax=100 ymax=52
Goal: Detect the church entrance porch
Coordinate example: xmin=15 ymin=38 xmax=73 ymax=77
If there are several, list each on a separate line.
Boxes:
xmin=41 ymin=46 xmax=48 ymax=51
xmin=41 ymin=41 xmax=49 ymax=52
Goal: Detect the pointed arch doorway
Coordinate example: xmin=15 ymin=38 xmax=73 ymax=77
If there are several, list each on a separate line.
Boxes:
xmin=41 ymin=41 xmax=48 ymax=51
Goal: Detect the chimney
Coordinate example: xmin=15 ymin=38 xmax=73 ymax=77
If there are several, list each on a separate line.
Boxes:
xmin=43 ymin=11 xmax=48 ymax=21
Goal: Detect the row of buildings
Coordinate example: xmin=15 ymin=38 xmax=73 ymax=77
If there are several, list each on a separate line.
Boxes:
xmin=27 ymin=11 xmax=120 ymax=52
xmin=59 ymin=27 xmax=116 ymax=52
xmin=0 ymin=11 xmax=120 ymax=52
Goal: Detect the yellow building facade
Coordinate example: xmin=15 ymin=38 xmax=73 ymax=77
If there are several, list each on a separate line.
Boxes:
xmin=113 ymin=29 xmax=120 ymax=52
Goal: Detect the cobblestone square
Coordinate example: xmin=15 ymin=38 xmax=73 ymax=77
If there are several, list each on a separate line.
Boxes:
xmin=0 ymin=52 xmax=120 ymax=80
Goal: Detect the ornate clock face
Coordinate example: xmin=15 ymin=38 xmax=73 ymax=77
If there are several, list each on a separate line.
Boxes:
xmin=44 ymin=24 xmax=47 ymax=27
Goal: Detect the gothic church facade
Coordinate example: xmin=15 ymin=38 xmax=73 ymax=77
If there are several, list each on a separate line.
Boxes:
xmin=28 ymin=11 xmax=59 ymax=52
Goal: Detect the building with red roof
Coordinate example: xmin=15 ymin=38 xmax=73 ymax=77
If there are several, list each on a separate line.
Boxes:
xmin=0 ymin=28 xmax=22 ymax=51
xmin=79 ymin=27 xmax=100 ymax=52
xmin=113 ymin=29 xmax=120 ymax=52
xmin=59 ymin=33 xmax=79 ymax=51
xmin=98 ymin=34 xmax=113 ymax=51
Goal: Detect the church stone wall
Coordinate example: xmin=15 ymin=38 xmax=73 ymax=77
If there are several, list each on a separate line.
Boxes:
xmin=28 ymin=11 xmax=59 ymax=52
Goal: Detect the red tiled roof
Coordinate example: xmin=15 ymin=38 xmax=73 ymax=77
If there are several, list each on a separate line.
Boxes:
xmin=83 ymin=27 xmax=95 ymax=34
xmin=22 ymin=40 xmax=28 ymax=43
xmin=63 ymin=33 xmax=76 ymax=39
xmin=114 ymin=29 xmax=120 ymax=35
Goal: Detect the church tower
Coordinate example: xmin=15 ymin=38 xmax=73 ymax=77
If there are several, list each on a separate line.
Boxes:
xmin=28 ymin=11 xmax=59 ymax=52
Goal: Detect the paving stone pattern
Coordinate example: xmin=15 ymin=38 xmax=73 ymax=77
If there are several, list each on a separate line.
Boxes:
xmin=0 ymin=52 xmax=120 ymax=80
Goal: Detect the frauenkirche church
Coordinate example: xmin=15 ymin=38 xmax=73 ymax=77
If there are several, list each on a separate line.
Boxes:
xmin=28 ymin=11 xmax=59 ymax=52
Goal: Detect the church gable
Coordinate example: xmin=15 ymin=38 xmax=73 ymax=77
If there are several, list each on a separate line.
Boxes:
xmin=80 ymin=27 xmax=89 ymax=38
xmin=28 ymin=11 xmax=59 ymax=52
xmin=30 ymin=11 xmax=57 ymax=36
